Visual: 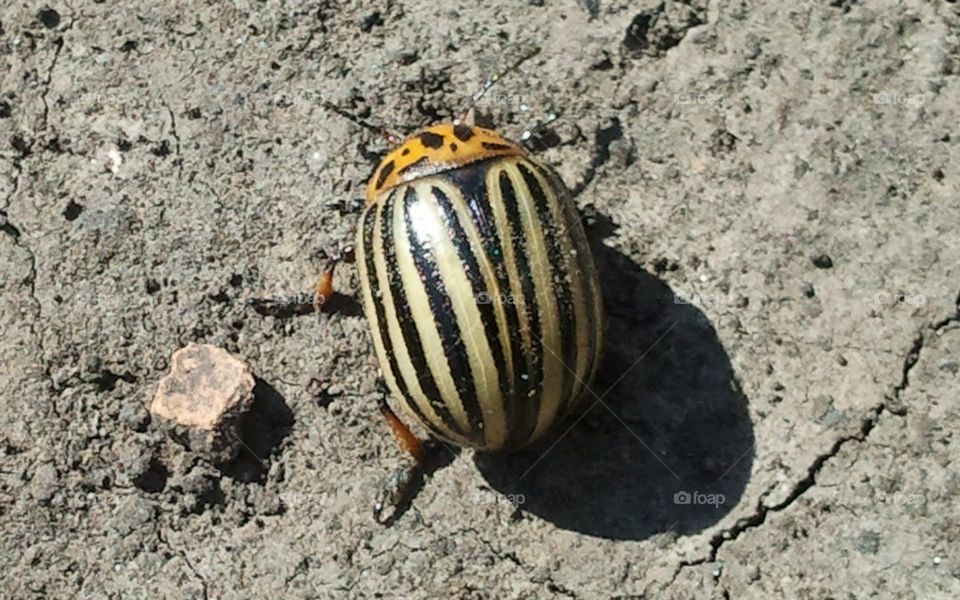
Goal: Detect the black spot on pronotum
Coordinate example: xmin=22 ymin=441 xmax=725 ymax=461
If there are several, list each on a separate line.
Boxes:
xmin=450 ymin=143 xmax=458 ymax=152
xmin=398 ymin=156 xmax=430 ymax=177
xmin=453 ymin=124 xmax=475 ymax=142
xmin=419 ymin=131 xmax=445 ymax=149
xmin=401 ymin=148 xmax=411 ymax=156
xmin=482 ymin=142 xmax=513 ymax=151
xmin=376 ymin=160 xmax=396 ymax=189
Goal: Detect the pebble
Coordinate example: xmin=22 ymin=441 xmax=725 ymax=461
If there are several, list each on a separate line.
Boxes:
xmin=30 ymin=463 xmax=59 ymax=503
xmin=150 ymin=343 xmax=256 ymax=463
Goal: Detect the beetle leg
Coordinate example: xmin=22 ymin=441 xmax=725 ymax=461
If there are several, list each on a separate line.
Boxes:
xmin=312 ymin=258 xmax=338 ymax=314
xmin=247 ymin=292 xmax=314 ymax=317
xmin=372 ymin=395 xmax=429 ymax=524
xmin=378 ymin=396 xmax=426 ymax=462
xmin=519 ymin=111 xmax=562 ymax=152
xmin=249 ymin=254 xmax=340 ymax=318
xmin=373 ymin=463 xmax=422 ymax=525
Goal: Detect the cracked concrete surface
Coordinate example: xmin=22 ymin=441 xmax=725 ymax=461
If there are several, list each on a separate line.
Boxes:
xmin=1 ymin=0 xmax=958 ymax=598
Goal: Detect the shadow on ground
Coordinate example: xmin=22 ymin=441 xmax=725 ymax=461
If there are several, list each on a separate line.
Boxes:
xmin=220 ymin=377 xmax=296 ymax=482
xmin=475 ymin=215 xmax=755 ymax=540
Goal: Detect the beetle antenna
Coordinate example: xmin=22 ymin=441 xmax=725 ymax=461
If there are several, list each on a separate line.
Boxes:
xmin=520 ymin=110 xmax=561 ymax=150
xmin=455 ymin=47 xmax=542 ymax=125
xmin=321 ymin=100 xmax=401 ymax=147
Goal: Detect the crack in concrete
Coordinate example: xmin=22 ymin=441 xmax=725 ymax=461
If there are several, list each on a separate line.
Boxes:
xmin=162 ymin=99 xmax=184 ymax=182
xmin=1 ymin=162 xmax=22 ymax=214
xmin=39 ymin=38 xmax=64 ymax=130
xmin=451 ymin=526 xmax=581 ymax=598
xmin=1 ymin=168 xmax=53 ymax=396
xmin=39 ymin=11 xmax=78 ymax=131
xmin=669 ymin=289 xmax=960 ymax=587
xmin=3 ymin=12 xmax=85 ymax=408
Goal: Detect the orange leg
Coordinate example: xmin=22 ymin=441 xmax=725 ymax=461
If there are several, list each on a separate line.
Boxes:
xmin=378 ymin=397 xmax=425 ymax=462
xmin=249 ymin=257 xmax=341 ymax=318
xmin=373 ymin=396 xmax=428 ymax=524
xmin=312 ymin=260 xmax=337 ymax=314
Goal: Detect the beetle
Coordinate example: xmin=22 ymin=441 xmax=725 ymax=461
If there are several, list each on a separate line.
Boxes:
xmin=259 ymin=53 xmax=604 ymax=520
xmin=353 ymin=121 xmax=604 ymax=454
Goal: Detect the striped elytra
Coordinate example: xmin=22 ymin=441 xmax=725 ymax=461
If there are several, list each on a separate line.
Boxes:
xmin=356 ymin=127 xmax=603 ymax=451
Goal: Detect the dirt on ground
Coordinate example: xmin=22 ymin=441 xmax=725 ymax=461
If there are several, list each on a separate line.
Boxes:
xmin=1 ymin=0 xmax=958 ymax=598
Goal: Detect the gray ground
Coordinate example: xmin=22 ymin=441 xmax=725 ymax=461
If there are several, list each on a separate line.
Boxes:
xmin=1 ymin=0 xmax=958 ymax=598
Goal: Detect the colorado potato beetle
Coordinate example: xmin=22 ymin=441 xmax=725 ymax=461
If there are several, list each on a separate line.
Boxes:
xmin=355 ymin=122 xmax=604 ymax=453
xmin=258 ymin=54 xmax=609 ymax=521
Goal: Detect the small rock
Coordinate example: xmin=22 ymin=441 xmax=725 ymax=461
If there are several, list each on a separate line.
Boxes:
xmin=118 ymin=440 xmax=153 ymax=482
xmin=114 ymin=495 xmax=157 ymax=537
xmin=120 ymin=401 xmax=150 ymax=432
xmin=151 ymin=344 xmax=255 ymax=463
xmin=31 ymin=462 xmax=59 ymax=502
xmin=172 ymin=463 xmax=223 ymax=513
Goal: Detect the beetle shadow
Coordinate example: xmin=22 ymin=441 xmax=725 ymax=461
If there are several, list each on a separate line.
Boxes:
xmin=475 ymin=214 xmax=755 ymax=540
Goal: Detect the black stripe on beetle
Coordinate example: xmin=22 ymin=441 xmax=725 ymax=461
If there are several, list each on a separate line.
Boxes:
xmin=380 ymin=189 xmax=463 ymax=437
xmin=545 ymin=163 xmax=604 ymax=399
xmin=361 ymin=193 xmax=427 ymax=429
xmin=431 ymin=185 xmax=513 ymax=441
xmin=404 ymin=188 xmax=487 ymax=444
xmin=446 ymin=162 xmax=528 ymax=432
xmin=497 ymin=168 xmax=544 ymax=447
xmin=519 ymin=162 xmax=579 ymax=419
